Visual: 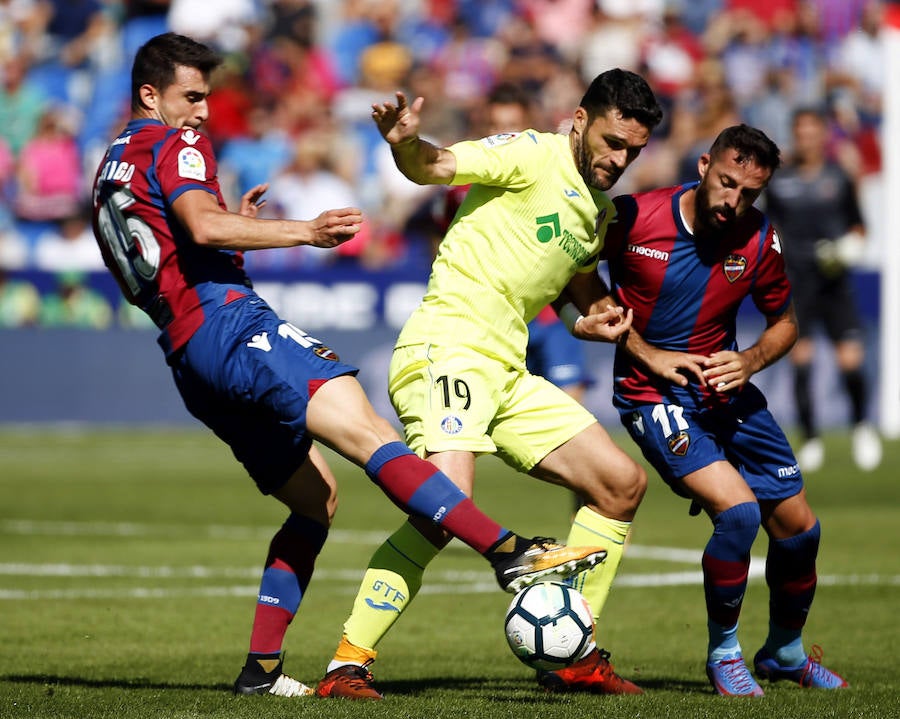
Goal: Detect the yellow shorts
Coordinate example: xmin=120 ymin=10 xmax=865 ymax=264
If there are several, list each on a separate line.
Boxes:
xmin=388 ymin=343 xmax=596 ymax=472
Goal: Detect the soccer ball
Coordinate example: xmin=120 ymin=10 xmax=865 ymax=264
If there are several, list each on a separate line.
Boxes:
xmin=504 ymin=582 xmax=594 ymax=670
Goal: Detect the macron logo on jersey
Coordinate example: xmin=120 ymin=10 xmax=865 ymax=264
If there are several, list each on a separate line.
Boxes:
xmin=627 ymin=244 xmax=670 ymax=262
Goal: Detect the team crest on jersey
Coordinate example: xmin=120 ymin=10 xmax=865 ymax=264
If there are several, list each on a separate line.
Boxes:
xmin=178 ymin=147 xmax=206 ymax=180
xmin=723 ymin=254 xmax=747 ymax=283
xmin=668 ymin=431 xmax=690 ymax=456
xmin=180 ymin=128 xmax=201 ymax=146
xmin=313 ymin=345 xmax=339 ymax=361
xmin=440 ymin=415 xmax=463 ymax=435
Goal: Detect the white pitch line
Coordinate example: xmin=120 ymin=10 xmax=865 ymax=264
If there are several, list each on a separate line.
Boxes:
xmin=0 ymin=563 xmax=365 ymax=581
xmin=0 ymin=519 xmax=391 ymax=544
xmin=0 ymin=520 xmax=771 ymax=567
xmin=0 ymin=561 xmax=898 ymax=601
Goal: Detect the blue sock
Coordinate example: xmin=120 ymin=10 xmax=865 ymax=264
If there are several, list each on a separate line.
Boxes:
xmin=766 ymin=628 xmax=806 ymax=667
xmin=708 ymin=620 xmax=741 ymax=662
xmin=703 ymin=502 xmax=760 ymax=626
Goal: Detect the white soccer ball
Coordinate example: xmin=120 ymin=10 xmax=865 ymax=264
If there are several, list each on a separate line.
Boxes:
xmin=504 ymin=582 xmax=594 ymax=670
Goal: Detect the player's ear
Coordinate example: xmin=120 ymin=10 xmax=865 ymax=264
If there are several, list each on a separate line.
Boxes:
xmin=572 ymin=107 xmax=588 ymax=136
xmin=697 ymin=153 xmax=711 ymax=180
xmin=139 ymin=83 xmax=158 ymax=111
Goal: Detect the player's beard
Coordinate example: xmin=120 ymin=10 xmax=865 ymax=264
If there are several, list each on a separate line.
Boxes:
xmin=694 ymin=180 xmax=735 ymax=237
xmin=573 ymin=134 xmax=618 ymax=191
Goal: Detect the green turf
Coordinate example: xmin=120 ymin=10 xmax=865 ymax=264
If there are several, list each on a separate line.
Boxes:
xmin=1 ymin=427 xmax=898 ymax=718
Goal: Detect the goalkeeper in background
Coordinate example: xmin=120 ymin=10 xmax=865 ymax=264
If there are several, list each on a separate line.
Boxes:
xmin=764 ymin=106 xmax=881 ymax=473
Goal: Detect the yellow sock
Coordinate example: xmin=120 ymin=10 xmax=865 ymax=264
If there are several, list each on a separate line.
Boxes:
xmin=340 ymin=521 xmax=441 ymax=655
xmin=565 ymin=506 xmax=631 ymax=623
xmin=332 ymin=634 xmax=377 ymax=666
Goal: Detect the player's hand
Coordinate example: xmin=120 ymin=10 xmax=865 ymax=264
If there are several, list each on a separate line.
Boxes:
xmin=574 ymin=304 xmax=633 ymax=343
xmin=703 ymin=350 xmax=752 ymax=392
xmin=239 ymin=183 xmax=268 ymax=218
xmin=307 ymin=207 xmax=364 ymax=247
xmin=642 ymin=347 xmax=708 ymax=387
xmin=372 ymin=92 xmax=423 ymax=146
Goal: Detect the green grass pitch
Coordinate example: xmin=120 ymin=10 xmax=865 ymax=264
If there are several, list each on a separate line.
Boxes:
xmin=1 ymin=427 xmax=898 ymax=718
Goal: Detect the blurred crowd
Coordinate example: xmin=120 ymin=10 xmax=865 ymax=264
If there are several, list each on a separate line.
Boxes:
xmin=0 ymin=0 xmax=888 ymax=328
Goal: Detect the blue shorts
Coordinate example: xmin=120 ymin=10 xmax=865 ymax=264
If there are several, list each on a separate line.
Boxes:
xmin=617 ymin=384 xmax=803 ymax=502
xmin=171 ymin=295 xmax=358 ymax=494
xmin=526 ymin=318 xmax=593 ymax=389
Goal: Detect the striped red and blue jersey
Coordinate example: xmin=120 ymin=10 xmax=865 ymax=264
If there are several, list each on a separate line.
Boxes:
xmin=91 ymin=118 xmax=252 ymax=357
xmin=603 ymin=182 xmax=792 ymax=409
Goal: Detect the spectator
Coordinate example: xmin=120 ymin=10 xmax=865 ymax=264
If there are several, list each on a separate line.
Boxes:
xmin=0 ymin=256 xmax=41 ymax=327
xmin=24 ymin=0 xmax=118 ymax=112
xmin=166 ymin=0 xmax=262 ymax=53
xmin=325 ymin=0 xmax=388 ymax=86
xmin=0 ymin=55 xmax=48 ymax=155
xmin=38 ymin=270 xmax=113 ymax=329
xmin=218 ymin=105 xmax=293 ymax=204
xmin=808 ymin=0 xmax=869 ymax=44
xmin=767 ymin=2 xmax=829 ymax=110
xmin=0 ymin=134 xmax=14 ymax=203
xmin=426 ymin=13 xmax=505 ymax=117
xmin=578 ymin=5 xmax=644 ymax=83
xmin=495 ymin=13 xmax=561 ymax=97
xmin=829 ymin=0 xmax=884 ymax=127
xmin=705 ymin=9 xmax=772 ymax=116
xmin=742 ymin=67 xmax=796 ymax=152
xmin=331 ymin=34 xmax=416 ymax=209
xmin=33 ymin=206 xmax=104 ymax=272
xmin=14 ymin=104 xmax=84 ymax=222
xmin=0 ymin=218 xmax=32 ymax=273
xmin=724 ymin=0 xmax=797 ymax=30
xmin=203 ymin=56 xmax=255 ymax=149
xmin=121 ymin=0 xmax=172 ymax=61
xmin=252 ymin=34 xmax=343 ymax=136
xmin=639 ymin=4 xmax=705 ymax=110
xmin=247 ymin=128 xmax=372 ymax=269
xmin=518 ymin=0 xmax=595 ymax=63
xmin=671 ymin=56 xmax=741 ymax=184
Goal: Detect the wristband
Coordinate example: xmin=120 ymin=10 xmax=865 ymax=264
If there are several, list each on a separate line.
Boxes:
xmin=558 ymin=303 xmax=584 ymax=334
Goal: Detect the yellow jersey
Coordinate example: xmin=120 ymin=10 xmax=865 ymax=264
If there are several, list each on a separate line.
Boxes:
xmin=395 ymin=130 xmax=615 ymax=367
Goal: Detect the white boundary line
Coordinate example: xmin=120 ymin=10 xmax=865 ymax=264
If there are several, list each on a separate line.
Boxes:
xmin=3 ymin=520 xmax=897 ymax=600
xmin=0 ymin=561 xmax=897 ymax=601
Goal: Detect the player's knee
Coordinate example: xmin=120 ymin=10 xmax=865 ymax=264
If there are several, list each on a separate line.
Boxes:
xmin=621 ymin=460 xmax=648 ymax=507
xmin=583 ymin=458 xmax=646 ymax=516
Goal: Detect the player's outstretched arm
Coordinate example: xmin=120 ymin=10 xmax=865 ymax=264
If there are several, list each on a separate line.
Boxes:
xmin=172 ymin=187 xmax=362 ymax=251
xmin=372 ymin=91 xmax=456 ymax=185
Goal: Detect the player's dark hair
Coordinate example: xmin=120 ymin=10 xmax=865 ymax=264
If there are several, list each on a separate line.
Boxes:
xmin=791 ymin=105 xmax=828 ymax=126
xmin=579 ymin=69 xmax=663 ymax=131
xmin=709 ymin=124 xmax=781 ymax=172
xmin=487 ymin=82 xmax=531 ymax=110
xmin=131 ymin=32 xmax=222 ymax=111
